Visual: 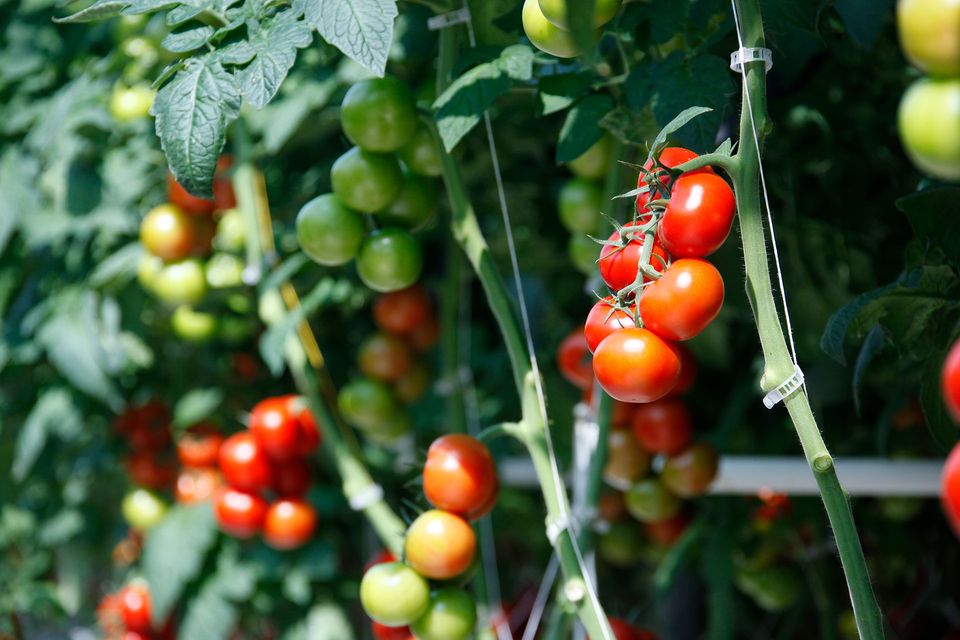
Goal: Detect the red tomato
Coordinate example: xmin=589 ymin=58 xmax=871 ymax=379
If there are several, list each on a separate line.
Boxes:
xmin=658 ymin=173 xmax=736 ymax=258
xmin=373 ymin=285 xmax=432 ymax=336
xmin=177 ymin=423 xmax=224 ymax=467
xmin=423 ymin=435 xmax=498 ymax=519
xmin=372 ymin=621 xmax=414 ymax=640
xmin=631 ymin=399 xmax=693 ymax=456
xmin=408 ymin=314 xmax=440 ymax=351
xmin=597 ymin=490 xmax=627 ymax=523
xmin=249 ymin=396 xmax=301 ymax=461
xmin=598 ymin=223 xmax=669 ymax=293
xmin=942 ymin=441 xmax=960 ymax=536
xmin=645 ymin=511 xmax=690 ymax=546
xmin=292 ymin=397 xmax=321 ymax=455
xmin=118 ymin=583 xmax=152 ymax=633
xmin=593 ymin=328 xmax=681 ymax=403
xmin=263 ymin=499 xmax=317 ymax=550
xmin=271 ymin=457 xmax=311 ymax=497
xmin=584 ymin=296 xmax=635 ymax=353
xmin=125 ymin=452 xmax=176 ymax=489
xmin=127 ymin=421 xmax=172 ymax=451
xmin=115 ymin=400 xmax=169 ymax=435
xmin=359 ymin=333 xmax=414 ymax=382
xmin=214 ymin=487 xmax=268 ymax=538
xmin=214 ymin=156 xmax=237 ymax=210
xmin=175 ymin=467 xmax=220 ymax=504
xmin=636 ymin=146 xmax=714 ymax=211
xmin=582 ymin=384 xmax=635 ymax=427
xmin=639 ymin=259 xmax=724 ymax=341
xmin=942 ymin=339 xmax=960 ymax=422
xmin=558 ymin=329 xmax=594 ymax=390
xmin=669 ymin=344 xmax=697 ymax=395
xmin=167 ymin=172 xmax=214 ymax=215
xmin=218 ymin=431 xmax=273 ymax=491
xmin=404 ymin=510 xmax=476 ymax=579
xmin=608 ymin=618 xmax=639 ymax=640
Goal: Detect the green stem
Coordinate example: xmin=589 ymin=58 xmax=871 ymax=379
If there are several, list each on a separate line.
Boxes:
xmin=730 ymin=1 xmax=883 ymax=637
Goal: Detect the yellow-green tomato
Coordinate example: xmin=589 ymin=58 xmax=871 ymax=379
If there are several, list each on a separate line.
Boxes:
xmin=110 ymin=84 xmax=155 ymax=122
xmin=137 ymin=254 xmax=164 ymax=293
xmin=538 ymin=0 xmax=623 ymax=29
xmin=214 ymin=208 xmax=246 ymax=252
xmin=360 ymin=562 xmax=431 ymax=627
xmin=897 ymin=0 xmax=960 ymax=76
xmin=624 ymin=478 xmax=681 ymax=523
xmin=152 ymin=259 xmax=208 ymax=305
xmin=410 ymin=589 xmax=477 ymax=640
xmin=558 ymin=178 xmax=603 ymax=233
xmin=122 ymin=488 xmax=168 ymax=530
xmin=205 ymin=253 xmax=245 ymax=289
xmin=522 ymin=0 xmax=583 ymax=58
xmin=898 ymin=77 xmax=960 ymax=181
xmin=171 ymin=305 xmax=218 ymax=343
xmin=567 ymin=134 xmax=613 ymax=180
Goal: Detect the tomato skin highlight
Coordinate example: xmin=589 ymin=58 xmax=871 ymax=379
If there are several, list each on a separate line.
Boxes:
xmin=118 ymin=583 xmax=152 ymax=633
xmin=558 ymin=329 xmax=594 ymax=389
xmin=598 ymin=223 xmax=669 ymax=293
xmin=140 ymin=203 xmax=199 ymax=261
xmin=639 ymin=259 xmax=724 ymax=342
xmin=631 ymin=399 xmax=693 ymax=456
xmin=423 ymin=434 xmax=498 ymax=518
xmin=584 ymin=296 xmax=635 ymax=353
xmin=263 ymin=499 xmax=317 ymax=550
xmin=177 ymin=424 xmax=223 ymax=468
xmin=942 ymin=339 xmax=960 ymax=422
xmin=658 ymin=173 xmax=736 ymax=258
xmin=593 ymin=328 xmax=681 ymax=403
xmin=214 ymin=487 xmax=268 ymax=538
xmin=175 ymin=467 xmax=220 ymax=505
xmin=249 ymin=396 xmax=301 ymax=461
xmin=404 ymin=510 xmax=476 ymax=580
xmin=218 ymin=432 xmax=273 ymax=492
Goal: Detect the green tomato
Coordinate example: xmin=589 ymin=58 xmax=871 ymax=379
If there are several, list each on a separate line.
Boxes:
xmin=360 ymin=562 xmax=431 ymax=627
xmin=410 ymin=589 xmax=477 ymax=640
xmin=214 ymin=208 xmax=246 ymax=252
xmin=296 ymin=194 xmax=366 ymax=266
xmin=356 ymin=228 xmax=423 ymax=293
xmin=538 ymin=0 xmax=622 ymax=29
xmin=558 ymin=178 xmax=603 ymax=233
xmin=521 ymin=0 xmax=584 ymax=58
xmin=597 ymin=521 xmax=645 ymax=567
xmin=331 ymin=147 xmax=403 ymax=213
xmin=898 ymin=77 xmax=960 ymax=181
xmin=568 ymin=234 xmax=597 ymax=275
xmin=364 ymin=411 xmax=413 ymax=444
xmin=399 ymin=125 xmax=443 ymax=177
xmin=734 ymin=565 xmax=802 ymax=613
xmin=110 ymin=84 xmax=155 ymax=122
xmin=660 ymin=442 xmax=718 ymax=498
xmin=218 ymin=314 xmax=255 ymax=345
xmin=137 ymin=254 xmax=164 ymax=293
xmin=624 ymin=478 xmax=681 ymax=524
xmin=897 ymin=0 xmax=960 ymax=76
xmin=205 ymin=253 xmax=245 ymax=289
xmin=341 ymin=77 xmax=418 ymax=153
xmin=122 ymin=488 xmax=168 ymax=530
xmin=567 ymin=135 xmax=613 ymax=181
xmin=152 ymin=259 xmax=208 ymax=305
xmin=378 ymin=172 xmax=439 ymax=230
xmin=338 ymin=378 xmax=400 ymax=430
xmin=170 ymin=305 xmax=218 ymax=343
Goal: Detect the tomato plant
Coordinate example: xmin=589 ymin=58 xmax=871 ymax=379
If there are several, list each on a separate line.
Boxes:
xmin=340 ymin=77 xmax=419 ymax=153
xmin=331 ymin=147 xmax=404 ymax=213
xmin=263 ymin=498 xmax=317 ymax=550
xmin=657 ymin=173 xmax=736 ymax=258
xmin=409 ymin=588 xmax=477 ymax=640
xmin=598 ymin=223 xmax=669 ymax=292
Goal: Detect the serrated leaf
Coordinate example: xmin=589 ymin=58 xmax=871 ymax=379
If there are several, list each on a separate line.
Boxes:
xmin=649 ymin=53 xmax=733 ymax=151
xmin=921 ymin=350 xmax=959 ymax=453
xmin=538 ymin=72 xmax=592 ymax=115
xmin=835 ymin=0 xmax=895 ymax=48
xmin=652 ymin=105 xmax=714 ymax=150
xmin=162 ymin=26 xmax=215 ymax=53
xmin=55 ymin=0 xmax=128 ymax=23
xmin=173 ymin=388 xmax=223 ymax=429
xmin=556 ymin=94 xmax=614 ymax=163
xmin=153 ymin=55 xmax=241 ymax=198
xmin=167 ymin=4 xmax=203 ymax=25
xmin=600 ymin=106 xmax=659 ymax=147
xmin=302 ymin=0 xmax=398 ymax=76
xmin=122 ymin=0 xmax=178 ymax=15
xmin=237 ymin=12 xmax=313 ymax=109
xmin=143 ymin=503 xmax=218 ymax=627
xmin=217 ymin=41 xmax=257 ymax=65
xmin=13 ymin=388 xmax=80 ymax=481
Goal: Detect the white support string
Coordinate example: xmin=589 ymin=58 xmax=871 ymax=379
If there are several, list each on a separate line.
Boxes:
xmin=521 ymin=553 xmax=561 ymax=640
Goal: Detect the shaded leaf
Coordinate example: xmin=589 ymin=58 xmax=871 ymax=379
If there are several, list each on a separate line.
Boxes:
xmin=852 ymin=325 xmax=885 ymax=415
xmin=538 ymin=72 xmax=593 ymax=115
xmin=13 ymin=388 xmax=80 ymax=481
xmin=920 ymin=350 xmax=959 ymax=453
xmin=173 ymin=388 xmax=224 ymax=429
xmin=899 ymin=187 xmax=960 ymax=263
xmin=302 ymin=0 xmax=398 ymax=76
xmin=237 ymin=12 xmax=313 ymax=109
xmin=556 ymin=94 xmax=615 ymax=163
xmin=162 ymin=26 xmax=215 ymax=53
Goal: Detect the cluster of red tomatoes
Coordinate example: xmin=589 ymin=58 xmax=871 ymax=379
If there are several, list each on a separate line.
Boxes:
xmin=359 ymin=434 xmax=499 ymax=640
xmin=98 ymin=581 xmax=172 ymax=640
xmin=337 ymin=284 xmax=438 ymax=442
xmin=213 ymin=395 xmax=321 ymax=550
xmin=296 ymin=76 xmax=440 ymax=293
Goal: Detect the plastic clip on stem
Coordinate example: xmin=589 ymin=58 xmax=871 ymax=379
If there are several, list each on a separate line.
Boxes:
xmin=762 ymin=366 xmax=804 ymax=409
xmin=729 ymin=47 xmax=773 ymax=73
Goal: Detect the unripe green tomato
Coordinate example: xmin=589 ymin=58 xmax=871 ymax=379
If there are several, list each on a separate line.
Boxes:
xmin=121 ymin=36 xmax=160 ymax=67
xmin=152 ymin=259 xmax=207 ymax=305
xmin=296 ymin=194 xmax=366 ymax=265
xmin=378 ymin=172 xmax=439 ymax=230
xmin=898 ymin=77 xmax=960 ymax=181
xmin=410 ymin=589 xmax=477 ymax=640
xmin=356 ymin=228 xmax=423 ymax=293
xmin=110 ymin=84 xmax=155 ymax=122
xmin=340 ymin=77 xmax=419 ymax=153
xmin=897 ymin=0 xmax=960 ymax=76
xmin=218 ymin=315 xmax=255 ymax=345
xmin=214 ymin=208 xmax=246 ymax=252
xmin=522 ymin=0 xmax=584 ymax=58
xmin=399 ymin=125 xmax=443 ymax=177
xmin=331 ymin=147 xmax=404 ymax=213
xmin=137 ymin=254 xmax=164 ymax=292
xmin=122 ymin=488 xmax=168 ymax=530
xmin=538 ymin=0 xmax=622 ymax=29
xmin=624 ymin=478 xmax=682 ymax=523
xmin=879 ymin=496 xmax=924 ymax=522
xmin=364 ymin=411 xmax=413 ymax=444
xmin=360 ymin=562 xmax=431 ymax=627
xmin=660 ymin=442 xmax=718 ymax=497
xmin=568 ymin=234 xmax=597 ymax=274
xmin=170 ymin=305 xmax=218 ymax=343
xmin=567 ymin=135 xmax=613 ymax=180
xmin=734 ymin=565 xmax=802 ymax=613
xmin=205 ymin=253 xmax=245 ymax=289
xmin=338 ymin=378 xmax=400 ymax=430
xmin=597 ymin=521 xmax=645 ymax=567
xmin=558 ymin=178 xmax=603 ymax=233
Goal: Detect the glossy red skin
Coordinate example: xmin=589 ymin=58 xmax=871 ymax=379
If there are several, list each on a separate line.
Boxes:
xmin=582 ymin=384 xmax=635 ymax=427
xmin=119 ymin=584 xmax=152 ymax=634
xmin=942 ymin=441 xmax=960 ymax=536
xmin=584 ymin=297 xmax=635 ymax=353
xmin=218 ymin=431 xmax=273 ymax=492
xmin=942 ymin=339 xmax=960 ymax=422
xmin=639 ymin=259 xmax=724 ymax=341
xmin=598 ymin=223 xmax=669 ymax=293
xmin=636 ymin=147 xmax=714 ymax=211
xmin=558 ymin=329 xmax=594 ymax=390
xmin=177 ymin=424 xmax=224 ymax=467
xmin=125 ymin=452 xmax=176 ymax=489
xmin=371 ymin=621 xmax=414 ymax=640
xmin=404 ymin=510 xmax=476 ymax=580
xmin=293 ymin=399 xmax=321 ymax=455
xmin=424 ymin=435 xmax=498 ymax=518
xmin=631 ymin=399 xmax=693 ymax=456
xmin=175 ymin=466 xmax=220 ymax=504
xmin=658 ymin=173 xmax=736 ymax=258
xmin=593 ymin=328 xmax=681 ymax=403
xmin=271 ymin=457 xmax=311 ymax=497
xmin=167 ymin=172 xmax=214 ymax=215
xmin=214 ymin=487 xmax=268 ymax=538
xmin=263 ymin=499 xmax=317 ymax=550
xmin=645 ymin=511 xmax=690 ymax=546
xmin=249 ymin=396 xmax=301 ymax=461
xmin=373 ymin=285 xmax=432 ymax=336
xmin=669 ymin=344 xmax=697 ymax=395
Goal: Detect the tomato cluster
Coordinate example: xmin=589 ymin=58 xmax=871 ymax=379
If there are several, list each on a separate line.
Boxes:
xmin=360 ymin=434 xmax=497 ymax=639
xmin=113 ymin=400 xmax=175 ymax=530
xmin=338 ymin=284 xmax=438 ymax=442
xmin=98 ymin=581 xmax=173 ymax=640
xmin=297 ymin=76 xmax=440 ymax=292
xmin=213 ymin=395 xmax=319 ymax=550
xmin=521 ymin=0 xmax=622 ymax=58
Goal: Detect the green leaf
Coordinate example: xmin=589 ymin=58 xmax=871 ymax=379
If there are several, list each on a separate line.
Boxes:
xmin=921 ymin=349 xmax=959 ymax=453
xmin=152 ymin=54 xmax=241 ymax=198
xmin=282 ymin=567 xmax=312 ymax=604
xmin=55 ymin=0 xmax=128 ymax=23
xmin=556 ymin=94 xmax=615 ymax=163
xmin=122 ymin=0 xmax=179 ymax=15
xmin=89 ymin=243 xmax=143 ymax=290
xmin=237 ymin=11 xmax=313 ymax=109
xmin=600 ymin=105 xmax=659 ymax=146
xmin=162 ymin=26 xmax=216 ymax=53
xmin=835 ymin=0 xmax=895 ymax=48
xmin=142 ymin=503 xmax=218 ymax=627
xmin=851 ymin=325 xmax=885 ymax=416
xmin=567 ymin=0 xmax=596 ymax=57
xmin=538 ymin=72 xmax=593 ymax=115
xmin=13 ymin=388 xmax=80 ymax=481
xmin=173 ymin=388 xmax=224 ymax=429
xmin=652 ymin=105 xmax=713 ymax=150
xmin=302 ymin=0 xmax=398 ymax=76
xmin=498 ymin=44 xmax=535 ymax=81
xmin=649 ymin=53 xmax=733 ymax=151
xmin=758 ymin=0 xmax=824 ymax=80
xmin=0 ymin=149 xmax=41 ymax=257
xmin=899 ymin=187 xmax=960 ymax=263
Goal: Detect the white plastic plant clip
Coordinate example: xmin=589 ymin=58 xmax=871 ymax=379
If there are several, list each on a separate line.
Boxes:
xmin=762 ymin=365 xmax=805 ymax=409
xmin=545 ymin=513 xmax=572 ymax=545
xmin=730 ymin=47 xmax=773 ymax=73
xmin=348 ymin=483 xmax=384 ymax=511
xmin=428 ymin=7 xmax=471 ymax=30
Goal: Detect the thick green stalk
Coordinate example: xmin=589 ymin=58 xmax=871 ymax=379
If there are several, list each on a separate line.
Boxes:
xmin=729 ymin=1 xmax=883 ymax=637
